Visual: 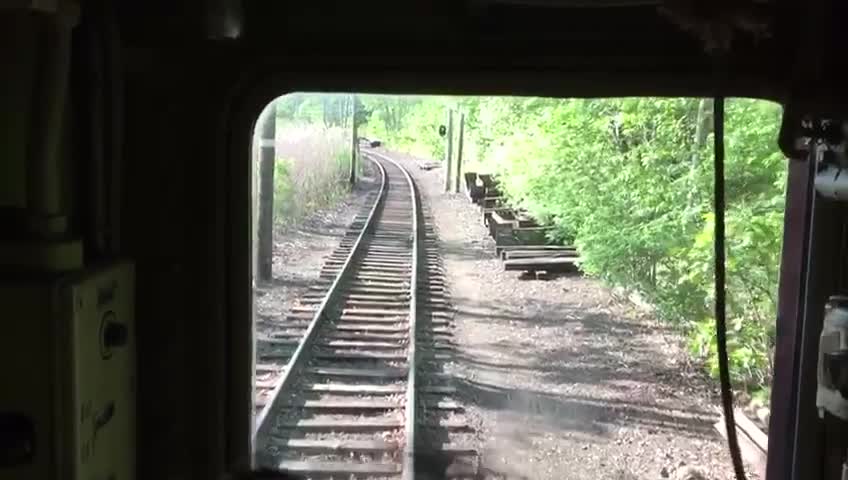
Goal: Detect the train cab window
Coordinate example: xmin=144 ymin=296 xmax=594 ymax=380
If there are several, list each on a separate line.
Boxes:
xmin=247 ymin=93 xmax=785 ymax=479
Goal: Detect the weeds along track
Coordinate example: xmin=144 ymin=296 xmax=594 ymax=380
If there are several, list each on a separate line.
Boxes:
xmin=254 ymin=152 xmax=479 ymax=479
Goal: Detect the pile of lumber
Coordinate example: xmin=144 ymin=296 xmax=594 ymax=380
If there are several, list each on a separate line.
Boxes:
xmin=462 ymin=172 xmax=581 ymax=278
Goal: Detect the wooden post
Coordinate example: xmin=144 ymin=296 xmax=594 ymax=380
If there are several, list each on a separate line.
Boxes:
xmin=257 ymin=102 xmax=276 ymax=283
xmin=251 ymin=134 xmax=259 ymax=288
xmin=454 ymin=113 xmax=465 ymax=193
xmin=444 ymin=109 xmax=454 ymax=192
xmin=350 ymin=94 xmax=358 ymax=186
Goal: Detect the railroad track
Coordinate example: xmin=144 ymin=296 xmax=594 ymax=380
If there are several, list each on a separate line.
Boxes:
xmin=254 ymin=152 xmax=478 ymax=479
xmin=253 ymin=173 xmax=380 ymax=415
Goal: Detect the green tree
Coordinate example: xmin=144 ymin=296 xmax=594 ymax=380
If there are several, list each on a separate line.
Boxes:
xmin=362 ymin=94 xmax=784 ymax=394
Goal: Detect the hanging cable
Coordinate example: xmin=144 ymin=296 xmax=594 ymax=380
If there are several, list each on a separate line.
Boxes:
xmin=714 ymin=96 xmax=747 ymax=480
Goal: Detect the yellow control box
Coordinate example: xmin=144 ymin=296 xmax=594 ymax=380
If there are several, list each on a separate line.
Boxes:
xmin=0 ymin=261 xmax=135 ymax=480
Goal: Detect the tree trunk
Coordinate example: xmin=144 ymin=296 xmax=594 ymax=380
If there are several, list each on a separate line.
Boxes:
xmin=257 ymin=102 xmax=276 ymax=283
xmin=687 ymin=98 xmax=714 ymax=213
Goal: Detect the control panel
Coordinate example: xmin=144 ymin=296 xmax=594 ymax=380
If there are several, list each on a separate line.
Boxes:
xmin=0 ymin=261 xmax=135 ymax=480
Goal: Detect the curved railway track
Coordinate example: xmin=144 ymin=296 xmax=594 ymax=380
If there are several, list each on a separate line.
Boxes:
xmin=253 ymin=152 xmax=478 ymax=479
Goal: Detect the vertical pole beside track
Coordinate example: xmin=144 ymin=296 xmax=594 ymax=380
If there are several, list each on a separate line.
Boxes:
xmin=350 ymin=94 xmax=358 ymax=186
xmin=454 ymin=113 xmax=465 ymax=193
xmin=257 ymin=101 xmax=276 ymax=283
xmin=252 ymin=134 xmax=259 ymax=287
xmin=444 ymin=109 xmax=454 ymax=192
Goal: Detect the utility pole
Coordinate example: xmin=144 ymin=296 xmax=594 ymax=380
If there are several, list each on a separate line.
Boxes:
xmin=444 ymin=109 xmax=454 ymax=192
xmin=454 ymin=113 xmax=465 ymax=193
xmin=257 ymin=101 xmax=276 ymax=283
xmin=350 ymin=94 xmax=358 ymax=186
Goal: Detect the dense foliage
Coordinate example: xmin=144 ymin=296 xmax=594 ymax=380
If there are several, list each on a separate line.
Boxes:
xmin=276 ymin=92 xmax=369 ymax=129
xmin=360 ymin=95 xmax=449 ymax=160
xmin=362 ymin=95 xmax=785 ymax=397
xmin=254 ymin=94 xmax=360 ymax=226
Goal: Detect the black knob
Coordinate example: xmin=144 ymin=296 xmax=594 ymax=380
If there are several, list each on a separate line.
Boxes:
xmin=100 ymin=311 xmax=128 ymax=359
xmin=103 ymin=321 xmax=127 ymax=348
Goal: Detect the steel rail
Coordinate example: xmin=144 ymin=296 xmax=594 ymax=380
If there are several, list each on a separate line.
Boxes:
xmin=364 ymin=150 xmax=421 ymax=480
xmin=252 ymin=155 xmax=388 ymax=444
